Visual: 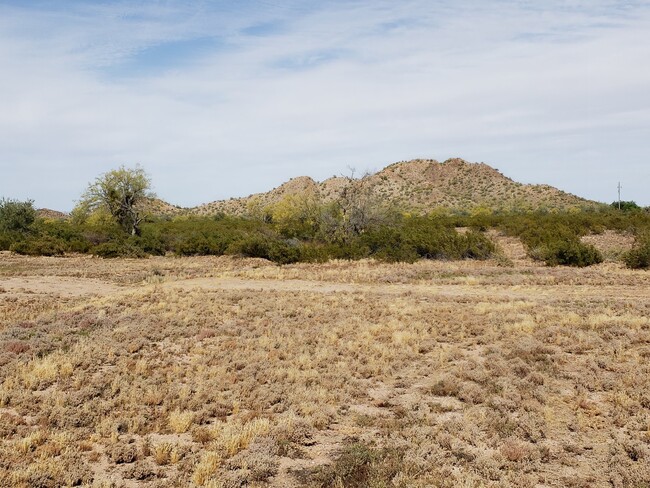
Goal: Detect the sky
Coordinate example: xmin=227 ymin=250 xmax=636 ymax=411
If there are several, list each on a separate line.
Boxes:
xmin=0 ymin=0 xmax=649 ymax=211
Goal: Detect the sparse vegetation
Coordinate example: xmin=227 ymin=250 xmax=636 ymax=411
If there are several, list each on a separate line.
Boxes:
xmin=1 ymin=254 xmax=649 ymax=486
xmin=3 ymin=160 xmax=649 ymax=270
xmin=2 ymin=161 xmax=650 ymax=483
xmin=457 ymin=210 xmax=650 ymax=268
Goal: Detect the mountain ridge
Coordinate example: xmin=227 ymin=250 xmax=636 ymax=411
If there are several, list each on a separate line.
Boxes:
xmin=36 ymin=158 xmax=601 ymax=218
xmin=189 ymin=157 xmax=599 ymax=216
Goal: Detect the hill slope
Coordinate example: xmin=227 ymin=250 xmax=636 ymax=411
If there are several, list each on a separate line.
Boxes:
xmin=190 ymin=158 xmax=598 ymax=216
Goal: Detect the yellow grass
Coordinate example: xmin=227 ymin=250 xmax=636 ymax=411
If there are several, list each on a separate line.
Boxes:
xmin=0 ymin=253 xmax=649 ymax=486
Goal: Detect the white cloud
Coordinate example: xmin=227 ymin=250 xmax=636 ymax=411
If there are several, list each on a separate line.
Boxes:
xmin=0 ymin=0 xmax=649 ymax=209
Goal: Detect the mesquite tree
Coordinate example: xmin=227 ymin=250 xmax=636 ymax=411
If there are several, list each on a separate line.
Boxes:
xmin=321 ymin=169 xmax=394 ymax=242
xmin=77 ymin=166 xmax=153 ymax=236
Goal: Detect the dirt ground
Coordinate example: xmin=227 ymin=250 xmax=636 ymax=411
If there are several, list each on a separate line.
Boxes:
xmin=0 ymin=245 xmax=649 ymax=487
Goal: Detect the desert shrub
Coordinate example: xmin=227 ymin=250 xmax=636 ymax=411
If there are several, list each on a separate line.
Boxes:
xmin=0 ymin=233 xmax=12 ymax=251
xmin=266 ymin=240 xmax=302 ymax=264
xmin=297 ymin=241 xmax=370 ymax=262
xmin=429 ymin=375 xmax=462 ymax=397
xmin=4 ymin=203 xmax=645 ymax=265
xmin=359 ymin=227 xmax=418 ymax=263
xmin=0 ymin=199 xmax=40 ymax=251
xmin=77 ymin=211 xmax=125 ymax=246
xmin=537 ymin=239 xmax=603 ymax=267
xmin=295 ymin=243 xmax=332 ymax=263
xmin=33 ymin=219 xmax=92 ymax=253
xmin=624 ymin=234 xmax=650 ymax=269
xmin=131 ymin=230 xmax=166 ymax=256
xmin=0 ymin=198 xmax=36 ymax=233
xmin=227 ymin=236 xmax=301 ymax=264
xmin=460 ymin=230 xmax=496 ymax=259
xmin=63 ymin=238 xmax=92 ymax=254
xmin=305 ymin=218 xmax=496 ymax=263
xmin=174 ymin=234 xmax=228 ymax=256
xmin=91 ymin=241 xmax=148 ymax=258
xmin=227 ymin=235 xmax=270 ymax=258
xmin=10 ymin=236 xmax=66 ymax=256
xmin=160 ymin=216 xmax=303 ymax=263
xmin=325 ymin=240 xmax=372 ymax=261
xmin=154 ymin=216 xmax=267 ymax=256
xmin=109 ymin=442 xmax=138 ymax=464
xmin=499 ymin=217 xmax=604 ymax=267
xmin=266 ymin=191 xmax=323 ymax=239
xmin=483 ymin=209 xmax=630 ymax=241
xmin=311 ymin=443 xmax=404 ymax=488
xmin=401 ymin=217 xmax=495 ymax=261
xmin=402 ymin=217 xmax=461 ymax=259
xmin=611 ymin=200 xmax=641 ymax=212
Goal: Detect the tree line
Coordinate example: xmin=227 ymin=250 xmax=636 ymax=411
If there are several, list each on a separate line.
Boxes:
xmin=1 ymin=166 xmax=649 ymax=268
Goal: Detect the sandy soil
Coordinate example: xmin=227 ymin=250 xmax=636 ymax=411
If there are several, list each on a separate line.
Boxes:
xmin=0 ymin=276 xmax=123 ymax=297
xmin=1 ymin=252 xmax=649 ymax=487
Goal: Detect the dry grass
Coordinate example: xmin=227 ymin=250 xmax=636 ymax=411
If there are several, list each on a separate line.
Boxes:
xmin=581 ymin=230 xmax=636 ymax=261
xmin=0 ymin=253 xmax=649 ymax=486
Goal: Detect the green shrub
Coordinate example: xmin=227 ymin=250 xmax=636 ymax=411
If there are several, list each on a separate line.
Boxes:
xmin=461 ymin=230 xmax=496 ymax=259
xmin=174 ymin=234 xmax=226 ymax=256
xmin=0 ymin=198 xmax=36 ymax=233
xmin=227 ymin=236 xmax=269 ymax=259
xmin=611 ymin=200 xmax=641 ymax=212
xmin=1 ymin=203 xmax=645 ymax=266
xmin=535 ymin=239 xmax=603 ymax=267
xmin=0 ymin=233 xmax=12 ymax=251
xmin=298 ymin=241 xmax=370 ymax=262
xmin=10 ymin=236 xmax=66 ymax=256
xmin=267 ymin=240 xmax=302 ymax=264
xmin=495 ymin=215 xmax=606 ymax=267
xmin=131 ymin=232 xmax=166 ymax=256
xmin=227 ymin=236 xmax=302 ymax=264
xmin=33 ymin=220 xmax=92 ymax=253
xmin=624 ymin=235 xmax=650 ymax=269
xmin=402 ymin=217 xmax=460 ymax=259
xmin=91 ymin=241 xmax=147 ymax=258
xmin=359 ymin=227 xmax=418 ymax=263
xmin=78 ymin=216 xmax=124 ymax=246
xmin=401 ymin=217 xmax=495 ymax=261
xmin=296 ymin=243 xmax=330 ymax=263
xmin=338 ymin=219 xmax=498 ymax=263
xmin=65 ymin=238 xmax=93 ymax=254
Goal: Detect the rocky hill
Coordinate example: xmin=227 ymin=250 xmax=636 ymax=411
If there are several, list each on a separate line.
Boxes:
xmin=36 ymin=208 xmax=68 ymax=219
xmin=189 ymin=158 xmax=598 ymax=216
xmin=137 ymin=198 xmax=186 ymax=217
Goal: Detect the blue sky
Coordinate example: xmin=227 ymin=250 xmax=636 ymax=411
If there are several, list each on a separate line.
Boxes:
xmin=1 ymin=0 xmax=649 ymax=210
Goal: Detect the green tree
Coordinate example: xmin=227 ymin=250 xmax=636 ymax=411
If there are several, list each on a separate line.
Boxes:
xmin=0 ymin=198 xmax=36 ymax=233
xmin=76 ymin=166 xmax=153 ymax=236
xmin=611 ymin=200 xmax=641 ymax=212
xmin=266 ymin=190 xmax=323 ymax=238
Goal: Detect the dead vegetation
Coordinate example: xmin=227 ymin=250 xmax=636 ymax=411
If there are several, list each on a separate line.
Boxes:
xmin=1 ymin=252 xmax=649 ymax=487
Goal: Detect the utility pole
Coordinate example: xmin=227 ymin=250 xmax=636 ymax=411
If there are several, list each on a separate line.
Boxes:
xmin=618 ymin=182 xmax=622 ymax=210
